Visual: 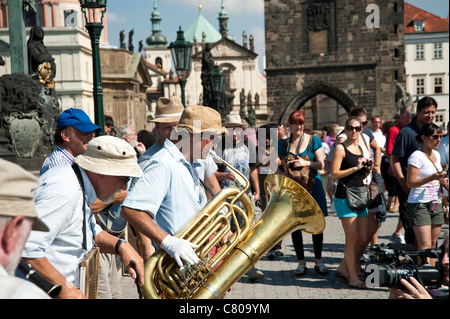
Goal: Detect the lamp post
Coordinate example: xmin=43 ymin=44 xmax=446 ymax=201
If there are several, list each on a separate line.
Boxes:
xmin=169 ymin=26 xmax=192 ymax=107
xmin=79 ymin=0 xmax=107 ymax=135
xmin=210 ymin=64 xmax=224 ymax=112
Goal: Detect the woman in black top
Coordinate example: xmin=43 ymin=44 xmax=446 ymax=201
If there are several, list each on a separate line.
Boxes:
xmin=331 ymin=116 xmax=372 ymax=289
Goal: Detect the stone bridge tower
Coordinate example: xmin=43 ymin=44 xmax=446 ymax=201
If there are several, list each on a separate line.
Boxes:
xmin=264 ymin=0 xmax=406 ymax=128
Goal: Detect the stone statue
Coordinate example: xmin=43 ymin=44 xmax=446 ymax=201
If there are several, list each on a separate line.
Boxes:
xmin=27 ymin=26 xmax=56 ymax=86
xmin=201 ymin=43 xmax=215 ymax=109
xmin=120 ymin=30 xmax=126 ymax=49
xmin=0 ymin=73 xmax=59 ymax=159
xmin=128 ymin=29 xmax=134 ymax=52
xmin=138 ymin=40 xmax=143 ymax=52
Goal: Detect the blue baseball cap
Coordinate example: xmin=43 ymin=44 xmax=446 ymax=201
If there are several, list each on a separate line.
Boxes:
xmin=57 ymin=108 xmax=101 ymax=133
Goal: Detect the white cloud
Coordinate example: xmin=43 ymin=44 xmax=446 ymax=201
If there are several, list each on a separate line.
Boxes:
xmin=107 ymin=11 xmax=127 ymax=24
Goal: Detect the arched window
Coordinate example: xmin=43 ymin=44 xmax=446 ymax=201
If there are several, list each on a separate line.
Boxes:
xmin=155 ymin=57 xmax=163 ymax=69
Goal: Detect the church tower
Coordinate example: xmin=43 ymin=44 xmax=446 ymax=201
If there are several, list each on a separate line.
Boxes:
xmin=218 ymin=0 xmax=235 ymax=41
xmin=144 ymin=0 xmax=171 ymax=72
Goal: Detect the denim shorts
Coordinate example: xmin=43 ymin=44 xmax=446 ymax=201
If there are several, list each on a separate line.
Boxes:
xmin=406 ymin=202 xmax=445 ymax=226
xmin=334 ymin=197 xmax=369 ymax=219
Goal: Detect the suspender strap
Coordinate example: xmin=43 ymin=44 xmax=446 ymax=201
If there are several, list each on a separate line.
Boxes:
xmin=72 ymin=163 xmax=88 ymax=250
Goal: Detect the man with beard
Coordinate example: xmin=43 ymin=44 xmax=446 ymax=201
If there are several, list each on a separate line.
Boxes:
xmin=22 ymin=136 xmax=144 ymax=299
xmin=115 ymin=124 xmax=146 ymax=158
xmin=390 ymin=96 xmax=438 ymax=246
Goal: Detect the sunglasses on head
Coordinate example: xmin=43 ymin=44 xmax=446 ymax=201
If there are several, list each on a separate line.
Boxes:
xmin=345 ymin=125 xmax=362 ymax=132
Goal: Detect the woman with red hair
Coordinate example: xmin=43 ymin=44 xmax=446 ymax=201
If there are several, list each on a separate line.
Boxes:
xmin=278 ymin=110 xmax=329 ymax=276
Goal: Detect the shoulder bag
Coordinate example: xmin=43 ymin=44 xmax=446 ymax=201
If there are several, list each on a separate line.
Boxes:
xmin=420 ymin=150 xmax=449 ymax=223
xmin=285 ymin=135 xmax=316 ymax=193
xmin=340 ymin=144 xmax=369 ymax=212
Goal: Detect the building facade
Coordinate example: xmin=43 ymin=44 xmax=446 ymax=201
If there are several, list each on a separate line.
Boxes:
xmin=143 ymin=2 xmax=268 ymax=128
xmin=404 ymin=2 xmax=449 ymax=128
xmin=264 ymin=0 xmax=406 ymax=129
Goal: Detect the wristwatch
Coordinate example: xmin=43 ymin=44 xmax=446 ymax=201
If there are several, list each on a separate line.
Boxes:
xmin=115 ymin=238 xmax=126 ymax=254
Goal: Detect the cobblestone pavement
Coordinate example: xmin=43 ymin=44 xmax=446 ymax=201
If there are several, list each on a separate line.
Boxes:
xmin=120 ymin=206 xmax=448 ymax=299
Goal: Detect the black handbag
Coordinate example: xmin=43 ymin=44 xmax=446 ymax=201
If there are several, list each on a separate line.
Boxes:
xmin=343 ymin=185 xmax=369 ymax=212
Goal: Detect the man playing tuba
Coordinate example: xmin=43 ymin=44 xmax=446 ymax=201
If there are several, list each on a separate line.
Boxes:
xmin=121 ymin=105 xmax=225 ymax=267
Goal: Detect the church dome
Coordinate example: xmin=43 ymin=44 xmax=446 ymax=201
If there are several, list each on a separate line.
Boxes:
xmin=184 ymin=9 xmax=222 ymax=43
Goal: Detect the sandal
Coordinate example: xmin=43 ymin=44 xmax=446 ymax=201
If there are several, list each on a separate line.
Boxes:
xmin=295 ymin=265 xmax=307 ymax=276
xmin=314 ymin=263 xmax=329 ymax=275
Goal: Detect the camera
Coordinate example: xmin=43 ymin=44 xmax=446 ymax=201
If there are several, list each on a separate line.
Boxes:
xmin=363 ymin=160 xmax=373 ymax=167
xmin=364 ymin=243 xmax=443 ymax=289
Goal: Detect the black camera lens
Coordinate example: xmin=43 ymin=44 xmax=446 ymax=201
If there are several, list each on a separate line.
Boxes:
xmin=364 ymin=160 xmax=373 ymax=166
xmin=371 ymin=263 xmax=440 ymax=288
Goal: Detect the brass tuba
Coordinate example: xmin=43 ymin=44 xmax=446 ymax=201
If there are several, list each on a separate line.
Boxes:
xmin=143 ymin=154 xmax=325 ymax=299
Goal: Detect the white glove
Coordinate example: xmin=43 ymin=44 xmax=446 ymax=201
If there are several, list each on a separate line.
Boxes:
xmin=160 ymin=235 xmax=200 ymax=267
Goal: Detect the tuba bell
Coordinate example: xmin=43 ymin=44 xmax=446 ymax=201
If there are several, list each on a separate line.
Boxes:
xmin=143 ymin=154 xmax=325 ymax=299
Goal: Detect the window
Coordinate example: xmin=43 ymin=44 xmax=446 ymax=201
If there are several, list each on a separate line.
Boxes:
xmin=414 ymin=21 xmax=424 ymax=31
xmin=434 ymin=77 xmax=443 ymax=94
xmin=415 ymin=44 xmax=424 ymax=60
xmin=433 ymin=43 xmax=443 ymax=59
xmin=435 ymin=114 xmax=444 ymax=123
xmin=155 ymin=57 xmax=162 ymax=69
xmin=416 ymin=78 xmax=425 ymax=95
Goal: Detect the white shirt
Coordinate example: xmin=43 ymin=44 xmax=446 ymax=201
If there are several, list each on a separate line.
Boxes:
xmin=407 ymin=150 xmax=443 ymax=203
xmin=0 ymin=265 xmax=50 ymax=299
xmin=22 ymin=165 xmax=103 ymax=287
xmin=371 ymin=129 xmax=386 ymax=156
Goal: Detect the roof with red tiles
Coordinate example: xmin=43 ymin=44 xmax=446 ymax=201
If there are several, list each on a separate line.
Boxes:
xmin=404 ymin=2 xmax=449 ymax=34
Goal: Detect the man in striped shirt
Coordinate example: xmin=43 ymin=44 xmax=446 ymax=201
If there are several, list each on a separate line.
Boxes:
xmin=40 ymin=108 xmax=101 ymax=176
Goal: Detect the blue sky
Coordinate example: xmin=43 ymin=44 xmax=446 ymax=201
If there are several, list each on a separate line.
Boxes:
xmin=105 ymin=0 xmax=449 ymax=73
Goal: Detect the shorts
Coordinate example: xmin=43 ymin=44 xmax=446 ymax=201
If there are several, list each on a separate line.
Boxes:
xmin=334 ymin=197 xmax=369 ymax=219
xmin=406 ymin=202 xmax=445 ymax=226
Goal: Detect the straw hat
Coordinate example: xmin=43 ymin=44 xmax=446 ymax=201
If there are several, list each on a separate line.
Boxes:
xmin=74 ymin=136 xmax=143 ymax=178
xmin=150 ymin=96 xmax=184 ymax=123
xmin=173 ymin=105 xmax=226 ymax=135
xmin=223 ymin=114 xmax=245 ymax=128
xmin=0 ymin=159 xmax=49 ymax=232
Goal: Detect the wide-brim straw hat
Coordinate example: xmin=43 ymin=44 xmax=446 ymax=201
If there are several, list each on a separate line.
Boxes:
xmin=75 ymin=136 xmax=143 ymax=178
xmin=150 ymin=96 xmax=184 ymax=123
xmin=173 ymin=105 xmax=226 ymax=135
xmin=223 ymin=114 xmax=245 ymax=128
xmin=0 ymin=159 xmax=49 ymax=232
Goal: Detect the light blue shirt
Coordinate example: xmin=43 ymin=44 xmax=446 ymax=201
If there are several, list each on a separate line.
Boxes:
xmin=122 ymin=139 xmax=202 ymax=236
xmin=438 ymin=135 xmax=449 ymax=167
xmin=192 ymin=155 xmax=218 ymax=208
xmin=40 ymin=146 xmax=74 ymax=176
xmin=23 ymin=165 xmax=103 ymax=287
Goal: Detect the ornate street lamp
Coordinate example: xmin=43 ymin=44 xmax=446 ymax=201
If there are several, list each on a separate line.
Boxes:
xmin=210 ymin=64 xmax=224 ymax=111
xmin=79 ymin=0 xmax=107 ymax=135
xmin=169 ymin=26 xmax=192 ymax=107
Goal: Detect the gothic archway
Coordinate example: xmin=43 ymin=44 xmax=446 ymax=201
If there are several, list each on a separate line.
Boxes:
xmin=279 ymin=81 xmax=356 ymax=125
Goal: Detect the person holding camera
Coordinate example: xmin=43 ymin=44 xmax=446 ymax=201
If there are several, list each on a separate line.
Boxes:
xmin=406 ymin=123 xmax=447 ymax=267
xmin=331 ymin=116 xmax=373 ymax=288
xmin=388 ymin=232 xmax=448 ymax=299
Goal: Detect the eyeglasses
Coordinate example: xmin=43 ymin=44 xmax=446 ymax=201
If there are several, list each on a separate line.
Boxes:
xmin=120 ymin=176 xmax=130 ymax=184
xmin=431 ymin=135 xmax=443 ymax=139
xmin=345 ymin=125 xmax=362 ymax=132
